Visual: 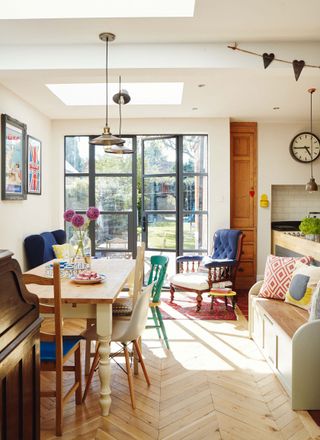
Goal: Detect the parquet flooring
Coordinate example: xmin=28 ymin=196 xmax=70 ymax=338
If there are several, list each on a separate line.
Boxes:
xmin=40 ymin=305 xmax=320 ymax=440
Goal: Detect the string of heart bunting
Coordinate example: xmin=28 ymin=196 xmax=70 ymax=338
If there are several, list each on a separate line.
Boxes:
xmin=227 ymin=43 xmax=320 ymax=81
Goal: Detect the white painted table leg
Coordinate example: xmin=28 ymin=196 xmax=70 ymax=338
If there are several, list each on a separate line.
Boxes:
xmin=96 ymin=303 xmax=112 ymax=416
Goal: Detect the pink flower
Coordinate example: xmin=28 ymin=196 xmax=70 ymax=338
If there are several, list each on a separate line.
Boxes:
xmin=71 ymin=214 xmax=85 ymax=228
xmin=64 ymin=209 xmax=75 ymax=222
xmin=86 ymin=207 xmax=100 ymax=221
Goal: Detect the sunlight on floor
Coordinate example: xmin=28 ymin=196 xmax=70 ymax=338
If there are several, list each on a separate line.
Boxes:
xmin=143 ymin=309 xmax=253 ymax=371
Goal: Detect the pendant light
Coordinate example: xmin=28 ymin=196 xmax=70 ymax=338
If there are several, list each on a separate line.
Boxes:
xmin=104 ymin=76 xmax=133 ymax=154
xmin=305 ymin=87 xmax=318 ymax=192
xmin=90 ymin=33 xmax=125 ymax=148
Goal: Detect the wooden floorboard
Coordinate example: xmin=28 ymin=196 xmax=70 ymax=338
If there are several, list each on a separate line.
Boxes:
xmin=40 ymin=307 xmax=320 ymax=439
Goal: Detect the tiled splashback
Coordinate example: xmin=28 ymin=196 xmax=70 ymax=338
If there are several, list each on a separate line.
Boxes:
xmin=272 ymin=185 xmax=320 ymax=221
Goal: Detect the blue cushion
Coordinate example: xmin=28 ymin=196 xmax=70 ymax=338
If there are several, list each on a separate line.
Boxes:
xmin=52 ymin=229 xmax=67 ymax=245
xmin=202 ymin=256 xmax=237 ymax=268
xmin=40 ymin=232 xmax=57 ymax=263
xmin=40 ymin=337 xmax=81 ymax=362
xmin=176 ymin=255 xmax=203 ymax=263
xmin=24 ymin=229 xmax=66 ymax=269
xmin=211 ymin=229 xmax=241 ymax=260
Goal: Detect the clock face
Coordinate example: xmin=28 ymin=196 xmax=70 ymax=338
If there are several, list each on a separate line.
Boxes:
xmin=290 ymin=132 xmax=320 ymax=163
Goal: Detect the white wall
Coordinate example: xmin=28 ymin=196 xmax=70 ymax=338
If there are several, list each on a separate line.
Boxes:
xmin=272 ymin=185 xmax=320 ymax=221
xmin=52 ymin=117 xmax=231 ymax=247
xmin=258 ymin=122 xmax=320 ymax=278
xmin=0 ymin=84 xmax=57 ymax=268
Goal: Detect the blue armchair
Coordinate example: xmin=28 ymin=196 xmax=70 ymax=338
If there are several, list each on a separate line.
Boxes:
xmin=24 ymin=229 xmax=66 ymax=269
xmin=169 ymin=229 xmax=243 ymax=311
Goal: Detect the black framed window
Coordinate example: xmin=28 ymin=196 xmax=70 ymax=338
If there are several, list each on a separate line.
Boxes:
xmin=64 ymin=134 xmax=207 ymax=269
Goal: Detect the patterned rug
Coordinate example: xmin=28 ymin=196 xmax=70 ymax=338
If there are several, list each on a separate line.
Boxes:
xmin=236 ymin=289 xmax=249 ymax=320
xmin=159 ymin=290 xmax=238 ymax=320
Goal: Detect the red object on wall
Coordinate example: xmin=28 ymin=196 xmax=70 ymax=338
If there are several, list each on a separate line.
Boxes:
xmin=249 ymin=189 xmax=255 ymax=198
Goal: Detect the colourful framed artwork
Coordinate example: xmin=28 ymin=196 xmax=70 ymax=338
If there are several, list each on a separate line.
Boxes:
xmin=1 ymin=114 xmax=27 ymax=200
xmin=27 ymin=135 xmax=42 ymax=195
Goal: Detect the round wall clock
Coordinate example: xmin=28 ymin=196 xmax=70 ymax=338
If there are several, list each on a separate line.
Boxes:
xmin=289 ymin=132 xmax=320 ymax=163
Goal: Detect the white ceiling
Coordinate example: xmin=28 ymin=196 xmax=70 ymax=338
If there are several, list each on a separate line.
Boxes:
xmin=1 ymin=0 xmax=320 ymax=122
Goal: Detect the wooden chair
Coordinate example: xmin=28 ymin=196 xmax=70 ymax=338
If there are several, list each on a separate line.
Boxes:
xmin=84 ymin=243 xmax=145 ymax=375
xmin=23 ymin=262 xmax=82 ymax=437
xmin=169 ymin=229 xmax=243 ymax=312
xmin=145 ymin=255 xmax=170 ymax=349
xmin=83 ymin=283 xmax=153 ymax=408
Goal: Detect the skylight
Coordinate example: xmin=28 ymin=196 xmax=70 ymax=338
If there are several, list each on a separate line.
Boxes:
xmin=46 ymin=83 xmax=184 ymax=106
xmin=1 ymin=0 xmax=195 ymax=19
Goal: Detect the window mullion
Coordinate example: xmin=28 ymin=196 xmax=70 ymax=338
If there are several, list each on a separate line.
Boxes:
xmin=177 ymin=135 xmax=184 ymax=260
xmin=89 ymin=139 xmax=96 ymax=255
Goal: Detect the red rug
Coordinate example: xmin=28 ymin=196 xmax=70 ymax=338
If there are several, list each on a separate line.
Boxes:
xmin=160 ymin=291 xmax=237 ymax=320
xmin=236 ymin=289 xmax=249 ymax=320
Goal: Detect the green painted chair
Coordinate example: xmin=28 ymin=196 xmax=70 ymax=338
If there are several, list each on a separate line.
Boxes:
xmin=146 ymin=255 xmax=170 ymax=349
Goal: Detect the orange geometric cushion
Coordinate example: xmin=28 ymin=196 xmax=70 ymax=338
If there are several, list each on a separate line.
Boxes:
xmin=258 ymin=255 xmax=312 ymax=300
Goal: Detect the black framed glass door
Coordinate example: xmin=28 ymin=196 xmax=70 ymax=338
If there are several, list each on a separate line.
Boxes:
xmin=141 ymin=136 xmax=178 ymax=278
xmin=140 ymin=135 xmax=208 ymax=280
xmin=65 ymin=135 xmax=137 ymax=258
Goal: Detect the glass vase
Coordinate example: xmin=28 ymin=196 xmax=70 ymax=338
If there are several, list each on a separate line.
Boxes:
xmin=69 ymin=229 xmax=91 ymax=266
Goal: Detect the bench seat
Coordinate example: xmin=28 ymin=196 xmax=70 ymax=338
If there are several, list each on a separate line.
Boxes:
xmin=253 ymin=297 xmax=308 ymax=338
xmin=249 ymin=281 xmax=320 ymax=410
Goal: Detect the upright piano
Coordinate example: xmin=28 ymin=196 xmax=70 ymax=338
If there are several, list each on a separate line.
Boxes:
xmin=0 ymin=250 xmax=41 ymax=439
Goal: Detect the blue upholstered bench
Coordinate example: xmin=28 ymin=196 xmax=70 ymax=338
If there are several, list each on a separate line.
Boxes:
xmin=24 ymin=229 xmax=66 ymax=269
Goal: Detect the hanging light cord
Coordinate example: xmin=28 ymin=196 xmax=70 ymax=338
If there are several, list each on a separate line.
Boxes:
xmin=310 ymin=90 xmax=314 ymax=178
xmin=105 ymin=36 xmax=109 ymax=127
xmin=118 ymin=75 xmax=122 ymax=136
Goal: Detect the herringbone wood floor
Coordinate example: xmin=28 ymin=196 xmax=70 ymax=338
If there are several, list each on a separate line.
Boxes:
xmin=40 ymin=305 xmax=320 ymax=440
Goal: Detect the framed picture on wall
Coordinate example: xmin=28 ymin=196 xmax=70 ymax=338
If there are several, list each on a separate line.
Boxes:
xmin=27 ymin=135 xmax=41 ymax=195
xmin=1 ymin=114 xmax=27 ymax=200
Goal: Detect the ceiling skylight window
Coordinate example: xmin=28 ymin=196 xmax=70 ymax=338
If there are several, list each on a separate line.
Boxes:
xmin=1 ymin=0 xmax=195 ymax=19
xmin=46 ymin=83 xmax=184 ymax=106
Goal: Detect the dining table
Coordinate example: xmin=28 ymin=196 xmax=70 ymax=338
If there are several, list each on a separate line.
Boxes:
xmin=26 ymin=258 xmax=136 ymax=416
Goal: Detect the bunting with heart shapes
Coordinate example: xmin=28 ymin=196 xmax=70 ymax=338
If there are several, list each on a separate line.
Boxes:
xmin=292 ymin=60 xmax=305 ymax=81
xmin=262 ymin=53 xmax=275 ymax=69
xmin=227 ymin=44 xmax=312 ymax=81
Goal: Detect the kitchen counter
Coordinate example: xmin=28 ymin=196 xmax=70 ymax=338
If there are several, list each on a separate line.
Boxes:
xmin=272 ymin=230 xmax=320 ymax=264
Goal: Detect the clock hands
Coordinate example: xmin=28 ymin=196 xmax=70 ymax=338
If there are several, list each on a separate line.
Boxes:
xmin=294 ymin=146 xmax=313 ymax=157
xmin=304 ymin=146 xmax=312 ymax=158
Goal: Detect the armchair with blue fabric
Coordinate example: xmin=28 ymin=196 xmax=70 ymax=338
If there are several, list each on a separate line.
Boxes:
xmin=169 ymin=229 xmax=243 ymax=312
xmin=24 ymin=229 xmax=66 ymax=269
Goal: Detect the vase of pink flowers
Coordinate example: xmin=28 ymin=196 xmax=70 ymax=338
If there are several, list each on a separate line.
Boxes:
xmin=64 ymin=207 xmax=100 ymax=264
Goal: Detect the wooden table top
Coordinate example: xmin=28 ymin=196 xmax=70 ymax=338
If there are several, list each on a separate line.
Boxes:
xmin=26 ymin=258 xmax=136 ymax=304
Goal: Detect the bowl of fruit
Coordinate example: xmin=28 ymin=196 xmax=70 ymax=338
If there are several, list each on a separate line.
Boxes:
xmin=72 ymin=270 xmax=106 ymax=284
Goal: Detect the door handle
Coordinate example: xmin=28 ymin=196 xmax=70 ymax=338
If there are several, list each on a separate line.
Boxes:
xmin=142 ymin=216 xmax=147 ymax=232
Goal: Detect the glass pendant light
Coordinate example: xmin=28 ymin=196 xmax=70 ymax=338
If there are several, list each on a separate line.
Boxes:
xmin=305 ymin=88 xmax=318 ymax=192
xmin=90 ymin=33 xmax=125 ymax=148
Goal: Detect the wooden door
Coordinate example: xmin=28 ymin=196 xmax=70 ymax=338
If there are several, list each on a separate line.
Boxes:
xmin=230 ymin=122 xmax=257 ymax=289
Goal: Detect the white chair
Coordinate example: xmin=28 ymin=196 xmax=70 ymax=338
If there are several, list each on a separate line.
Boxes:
xmin=112 ymin=242 xmax=146 ymax=315
xmin=82 ymin=283 xmax=153 ymax=408
xmin=84 ymin=243 xmax=145 ymax=375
